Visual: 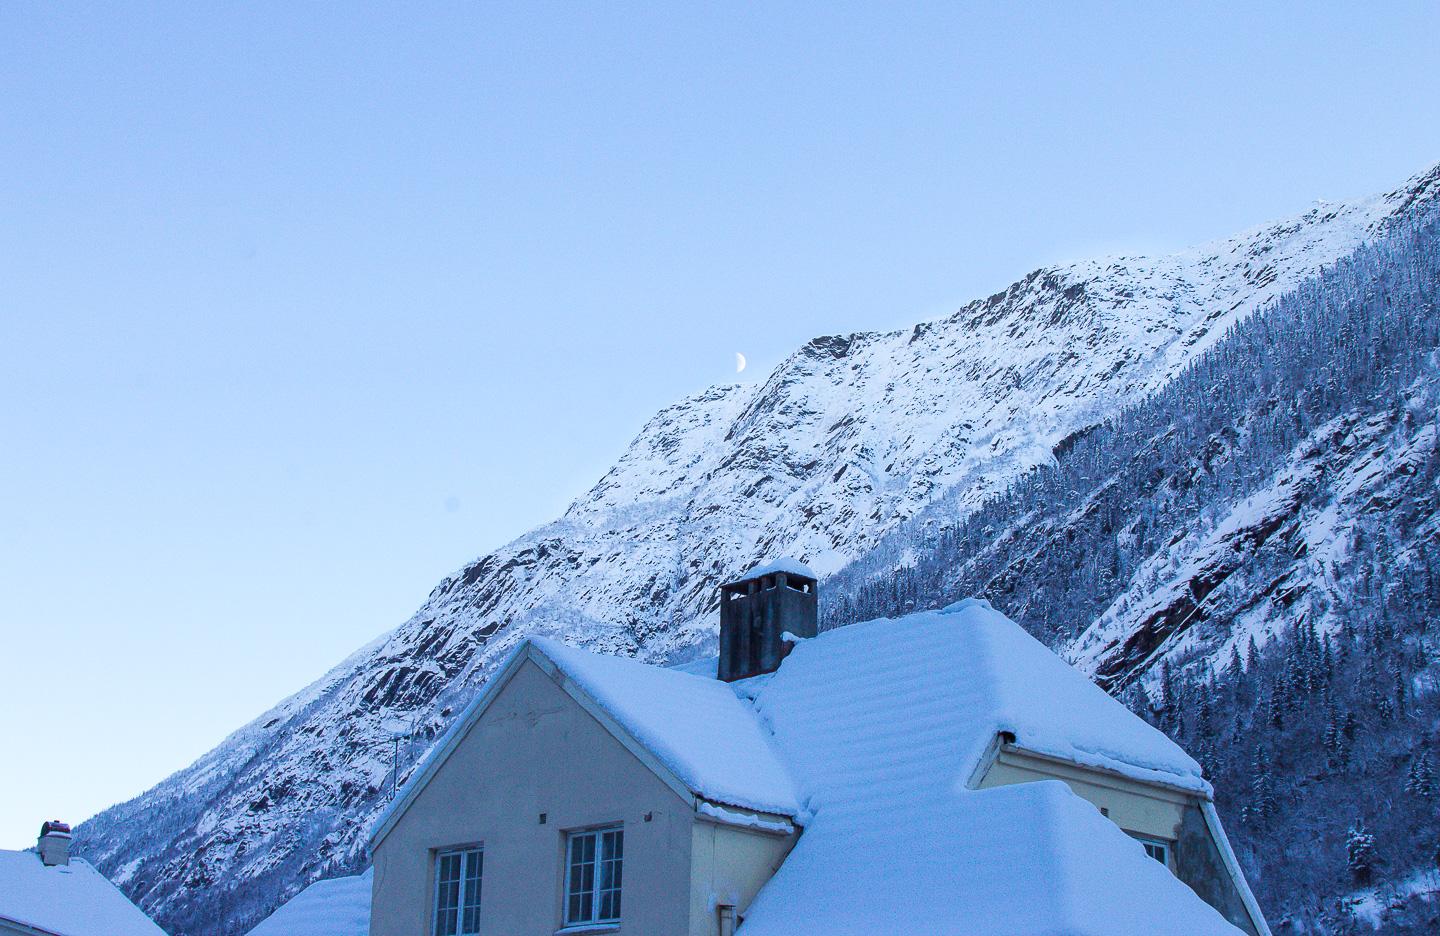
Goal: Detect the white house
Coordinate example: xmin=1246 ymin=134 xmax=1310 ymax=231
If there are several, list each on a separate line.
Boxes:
xmin=0 ymin=821 xmax=166 ymax=936
xmin=366 ymin=562 xmax=1270 ymax=935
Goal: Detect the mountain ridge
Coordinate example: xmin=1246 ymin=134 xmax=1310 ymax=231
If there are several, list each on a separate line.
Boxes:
xmin=76 ymin=160 xmax=1440 ymax=935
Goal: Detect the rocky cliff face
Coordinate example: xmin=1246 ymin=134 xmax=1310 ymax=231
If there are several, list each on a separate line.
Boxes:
xmin=76 ymin=163 xmax=1440 ymax=936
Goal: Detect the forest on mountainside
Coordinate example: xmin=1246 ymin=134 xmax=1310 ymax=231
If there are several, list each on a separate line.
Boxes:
xmin=824 ymin=218 xmax=1440 ymax=932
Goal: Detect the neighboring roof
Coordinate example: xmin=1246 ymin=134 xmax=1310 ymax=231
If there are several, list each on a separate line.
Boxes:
xmin=532 ymin=637 xmax=800 ymax=817
xmin=664 ymin=655 xmax=719 ymax=678
xmin=729 ymin=557 xmax=816 ymax=583
xmin=245 ymin=868 xmax=371 ymax=936
xmin=0 ymin=850 xmax=166 ymax=936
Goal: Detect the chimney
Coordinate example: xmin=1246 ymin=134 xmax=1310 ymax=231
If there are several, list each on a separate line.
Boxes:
xmin=38 ymin=820 xmax=71 ymax=867
xmin=718 ymin=558 xmax=818 ymax=682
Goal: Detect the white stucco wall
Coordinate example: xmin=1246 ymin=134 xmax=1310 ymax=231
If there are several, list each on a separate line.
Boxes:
xmin=370 ymin=658 xmax=696 ymax=936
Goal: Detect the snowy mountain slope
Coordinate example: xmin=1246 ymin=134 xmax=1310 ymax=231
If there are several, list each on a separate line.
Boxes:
xmin=819 ymin=210 xmax=1440 ymax=932
xmin=75 ymin=163 xmax=1440 ymax=935
xmin=1070 ymin=400 xmax=1440 ymax=686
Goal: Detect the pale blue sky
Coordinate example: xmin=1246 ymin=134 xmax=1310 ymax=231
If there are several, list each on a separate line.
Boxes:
xmin=3 ymin=2 xmax=1438 ymax=848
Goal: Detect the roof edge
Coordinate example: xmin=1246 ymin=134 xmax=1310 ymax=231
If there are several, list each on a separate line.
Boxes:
xmin=1003 ymin=741 xmax=1213 ymax=800
xmin=367 ymin=641 xmax=534 ymax=852
xmin=370 ymin=639 xmax=713 ymax=853
xmin=526 ymin=644 xmax=701 ymax=810
xmin=1201 ymin=801 xmax=1273 ymax=936
xmin=0 ymin=914 xmax=66 ymax=936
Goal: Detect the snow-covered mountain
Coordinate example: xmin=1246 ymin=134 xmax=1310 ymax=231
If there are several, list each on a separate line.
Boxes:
xmin=821 ymin=205 xmax=1440 ymax=932
xmin=76 ymin=163 xmax=1440 ymax=935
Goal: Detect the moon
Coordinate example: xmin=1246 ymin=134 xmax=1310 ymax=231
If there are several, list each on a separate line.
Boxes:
xmin=735 ymin=352 xmax=747 ymax=373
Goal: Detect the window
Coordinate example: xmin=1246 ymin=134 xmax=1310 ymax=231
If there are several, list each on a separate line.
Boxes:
xmin=434 ymin=848 xmax=483 ymax=936
xmin=565 ymin=826 xmax=623 ymax=926
xmin=1139 ymin=838 xmax=1168 ymax=866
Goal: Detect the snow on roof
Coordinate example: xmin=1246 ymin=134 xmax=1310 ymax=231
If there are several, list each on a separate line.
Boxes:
xmin=740 ymin=780 xmax=1239 ymax=935
xmin=372 ymin=599 xmax=1231 ymax=932
xmin=664 ymin=655 xmax=719 ymax=678
xmin=744 ymin=598 xmax=1205 ymax=804
xmin=0 ymin=850 xmax=166 ymax=936
xmin=245 ymin=868 xmax=372 ymax=936
xmin=531 ymin=638 xmax=800 ymax=817
xmin=732 ymin=557 xmax=816 ymax=582
xmin=733 ymin=599 xmax=1233 ymax=934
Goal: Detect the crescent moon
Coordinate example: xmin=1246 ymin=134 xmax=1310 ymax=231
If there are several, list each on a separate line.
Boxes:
xmin=735 ymin=352 xmax=747 ymax=373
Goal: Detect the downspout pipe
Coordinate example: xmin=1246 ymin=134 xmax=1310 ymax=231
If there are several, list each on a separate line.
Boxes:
xmin=718 ymin=904 xmax=737 ymax=936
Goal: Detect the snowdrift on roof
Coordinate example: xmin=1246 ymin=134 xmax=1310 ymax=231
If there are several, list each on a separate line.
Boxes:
xmin=0 ymin=850 xmax=166 ymax=936
xmin=245 ymin=867 xmax=372 ymax=936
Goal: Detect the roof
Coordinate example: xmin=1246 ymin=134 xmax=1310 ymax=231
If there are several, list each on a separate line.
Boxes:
xmin=369 ymin=637 xmax=800 ymax=848
xmin=741 ymin=778 xmax=1237 ymax=935
xmin=370 ymin=598 xmax=1239 ymax=933
xmin=532 ymin=638 xmax=800 ymax=816
xmin=728 ymin=556 xmax=817 ymax=584
xmin=0 ymin=850 xmax=166 ymax=936
xmin=245 ymin=868 xmax=371 ymax=936
xmin=734 ymin=599 xmax=1231 ymax=934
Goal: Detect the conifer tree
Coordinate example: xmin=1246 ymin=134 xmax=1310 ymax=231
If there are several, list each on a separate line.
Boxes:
xmin=1346 ymin=824 xmax=1378 ymax=885
xmin=1406 ymin=751 xmax=1435 ymax=798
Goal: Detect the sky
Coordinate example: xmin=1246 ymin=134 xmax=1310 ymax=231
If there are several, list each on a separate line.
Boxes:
xmin=2 ymin=1 xmax=1439 ymax=849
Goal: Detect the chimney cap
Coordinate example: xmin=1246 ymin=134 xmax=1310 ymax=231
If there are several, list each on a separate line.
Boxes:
xmin=724 ymin=557 xmax=816 ymax=588
xmin=40 ymin=820 xmax=71 ymax=838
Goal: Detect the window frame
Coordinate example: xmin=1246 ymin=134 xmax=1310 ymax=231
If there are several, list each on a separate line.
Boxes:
xmin=562 ymin=824 xmax=624 ymax=928
xmin=1136 ymin=836 xmax=1169 ymax=868
xmin=432 ymin=845 xmax=484 ymax=936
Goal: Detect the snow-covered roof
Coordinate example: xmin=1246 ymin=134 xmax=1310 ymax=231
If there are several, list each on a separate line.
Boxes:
xmin=742 ymin=779 xmax=1236 ymax=935
xmin=730 ymin=557 xmax=816 ymax=582
xmin=372 ymin=599 xmax=1236 ymax=932
xmin=0 ymin=850 xmax=166 ymax=936
xmin=246 ymin=868 xmax=371 ymax=936
xmin=532 ymin=638 xmax=800 ymax=817
xmin=369 ymin=636 xmax=800 ymax=848
xmin=734 ymin=598 xmax=1230 ymax=934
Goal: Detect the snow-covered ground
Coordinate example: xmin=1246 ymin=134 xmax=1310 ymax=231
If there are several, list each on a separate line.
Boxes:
xmin=1343 ymin=869 xmax=1440 ymax=929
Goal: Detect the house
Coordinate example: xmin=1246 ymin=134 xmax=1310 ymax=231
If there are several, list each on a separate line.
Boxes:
xmin=0 ymin=821 xmax=166 ymax=936
xmin=367 ymin=561 xmax=1270 ymax=935
xmin=246 ymin=868 xmax=372 ymax=936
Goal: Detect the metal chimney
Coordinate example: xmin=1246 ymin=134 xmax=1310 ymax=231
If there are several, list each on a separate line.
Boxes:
xmin=38 ymin=820 xmax=71 ymax=867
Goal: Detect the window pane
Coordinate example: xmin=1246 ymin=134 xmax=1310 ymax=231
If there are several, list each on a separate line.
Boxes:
xmin=435 ymin=853 xmax=463 ymax=936
xmin=566 ymin=832 xmax=597 ymax=924
xmin=597 ymin=829 xmax=623 ymax=922
xmin=460 ymin=850 xmax=483 ymax=935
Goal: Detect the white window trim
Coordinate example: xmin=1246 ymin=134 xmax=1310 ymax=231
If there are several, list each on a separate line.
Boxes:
xmin=1135 ymin=835 xmax=1170 ymax=868
xmin=433 ymin=846 xmax=484 ymax=936
xmin=563 ymin=825 xmax=623 ymax=927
